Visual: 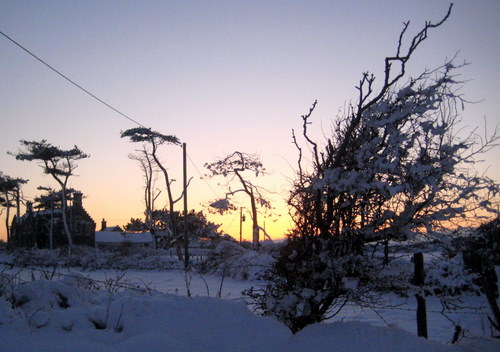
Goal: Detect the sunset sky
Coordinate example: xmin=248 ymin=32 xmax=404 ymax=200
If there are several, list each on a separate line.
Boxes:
xmin=1 ymin=0 xmax=499 ymax=242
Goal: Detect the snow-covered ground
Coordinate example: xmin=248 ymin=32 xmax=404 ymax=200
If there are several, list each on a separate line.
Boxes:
xmin=1 ymin=263 xmax=499 ymax=352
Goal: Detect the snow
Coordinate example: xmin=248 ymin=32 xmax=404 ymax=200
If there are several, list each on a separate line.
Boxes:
xmin=209 ymin=198 xmax=235 ymax=213
xmin=2 ymin=275 xmax=498 ymax=352
xmin=0 ymin=245 xmax=499 ymax=352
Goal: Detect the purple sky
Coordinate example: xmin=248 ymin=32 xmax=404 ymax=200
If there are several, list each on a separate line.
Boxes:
xmin=1 ymin=1 xmax=498 ymax=241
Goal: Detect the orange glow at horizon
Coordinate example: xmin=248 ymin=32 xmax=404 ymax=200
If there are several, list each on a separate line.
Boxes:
xmin=0 ymin=1 xmax=498 ymax=242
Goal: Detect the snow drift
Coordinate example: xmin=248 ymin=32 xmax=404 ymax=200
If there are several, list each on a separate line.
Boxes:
xmin=1 ymin=277 xmax=498 ymax=352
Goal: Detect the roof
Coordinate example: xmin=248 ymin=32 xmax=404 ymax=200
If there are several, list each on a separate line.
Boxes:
xmin=102 ymin=226 xmax=123 ymax=232
xmin=95 ymin=231 xmax=153 ymax=244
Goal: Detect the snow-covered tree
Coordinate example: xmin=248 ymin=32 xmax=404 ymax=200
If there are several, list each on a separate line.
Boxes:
xmin=289 ymin=33 xmax=498 ymax=249
xmin=11 ymin=140 xmax=89 ymax=247
xmin=205 ymin=151 xmax=269 ymax=247
xmin=0 ymin=172 xmax=28 ymax=242
xmin=246 ymin=4 xmax=498 ymax=334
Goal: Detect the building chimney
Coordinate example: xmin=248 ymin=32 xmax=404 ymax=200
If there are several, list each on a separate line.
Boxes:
xmin=73 ymin=192 xmax=83 ymax=208
xmin=101 ymin=218 xmax=107 ymax=231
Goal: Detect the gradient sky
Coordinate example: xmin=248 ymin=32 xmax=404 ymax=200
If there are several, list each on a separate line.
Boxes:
xmin=1 ymin=0 xmax=499 ymax=242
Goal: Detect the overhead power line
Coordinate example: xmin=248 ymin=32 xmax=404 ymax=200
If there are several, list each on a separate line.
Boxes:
xmin=186 ymin=153 xmax=220 ymax=198
xmin=0 ymin=29 xmax=145 ymax=128
xmin=1 ymin=29 xmax=227 ymax=207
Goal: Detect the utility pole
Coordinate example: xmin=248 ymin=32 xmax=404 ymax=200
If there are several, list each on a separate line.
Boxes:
xmin=15 ymin=187 xmax=21 ymax=244
xmin=49 ymin=193 xmax=54 ymax=250
xmin=15 ymin=187 xmax=21 ymax=224
xmin=239 ymin=207 xmax=243 ymax=243
xmin=183 ymin=143 xmax=189 ymax=269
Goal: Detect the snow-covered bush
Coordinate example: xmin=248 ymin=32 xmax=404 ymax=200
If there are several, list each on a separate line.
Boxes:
xmin=451 ymin=218 xmax=500 ymax=334
xmin=244 ymin=235 xmax=367 ymax=333
xmin=359 ymin=239 xmax=480 ymax=298
xmin=248 ymin=5 xmax=498 ymax=334
xmin=10 ymin=246 xmax=181 ymax=271
xmin=423 ymin=254 xmax=479 ymax=297
xmin=290 ymin=60 xmax=498 ymax=246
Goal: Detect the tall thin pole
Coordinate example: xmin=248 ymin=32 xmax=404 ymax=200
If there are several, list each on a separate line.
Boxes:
xmin=15 ymin=188 xmax=21 ymax=223
xmin=49 ymin=194 xmax=54 ymax=250
xmin=239 ymin=207 xmax=243 ymax=243
xmin=183 ymin=143 xmax=189 ymax=269
xmin=15 ymin=188 xmax=21 ymax=245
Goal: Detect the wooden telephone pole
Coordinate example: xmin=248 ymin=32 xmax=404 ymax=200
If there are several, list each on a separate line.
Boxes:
xmin=239 ymin=207 xmax=245 ymax=243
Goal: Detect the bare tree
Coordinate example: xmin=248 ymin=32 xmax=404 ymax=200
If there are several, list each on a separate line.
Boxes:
xmin=11 ymin=140 xmax=89 ymax=247
xmin=129 ymin=146 xmax=161 ymax=231
xmin=205 ymin=151 xmax=269 ymax=247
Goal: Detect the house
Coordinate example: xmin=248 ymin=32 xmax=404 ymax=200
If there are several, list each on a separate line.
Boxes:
xmin=10 ymin=192 xmax=96 ymax=248
xmin=95 ymin=226 xmax=154 ymax=250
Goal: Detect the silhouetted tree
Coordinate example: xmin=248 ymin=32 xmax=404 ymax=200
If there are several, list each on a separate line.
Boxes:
xmin=34 ymin=186 xmax=79 ymax=211
xmin=142 ymin=209 xmax=221 ymax=249
xmin=205 ymin=151 xmax=269 ymax=247
xmin=178 ymin=210 xmax=223 ymax=241
xmin=129 ymin=146 xmax=161 ymax=230
xmin=124 ymin=218 xmax=148 ymax=232
xmin=11 ymin=140 xmax=89 ymax=247
xmin=121 ymin=128 xmax=181 ymax=214
xmin=0 ymin=172 xmax=28 ymax=242
xmin=121 ymin=128 xmax=185 ymax=250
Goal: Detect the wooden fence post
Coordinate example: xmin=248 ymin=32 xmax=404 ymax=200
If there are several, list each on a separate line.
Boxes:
xmin=413 ymin=252 xmax=428 ymax=338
